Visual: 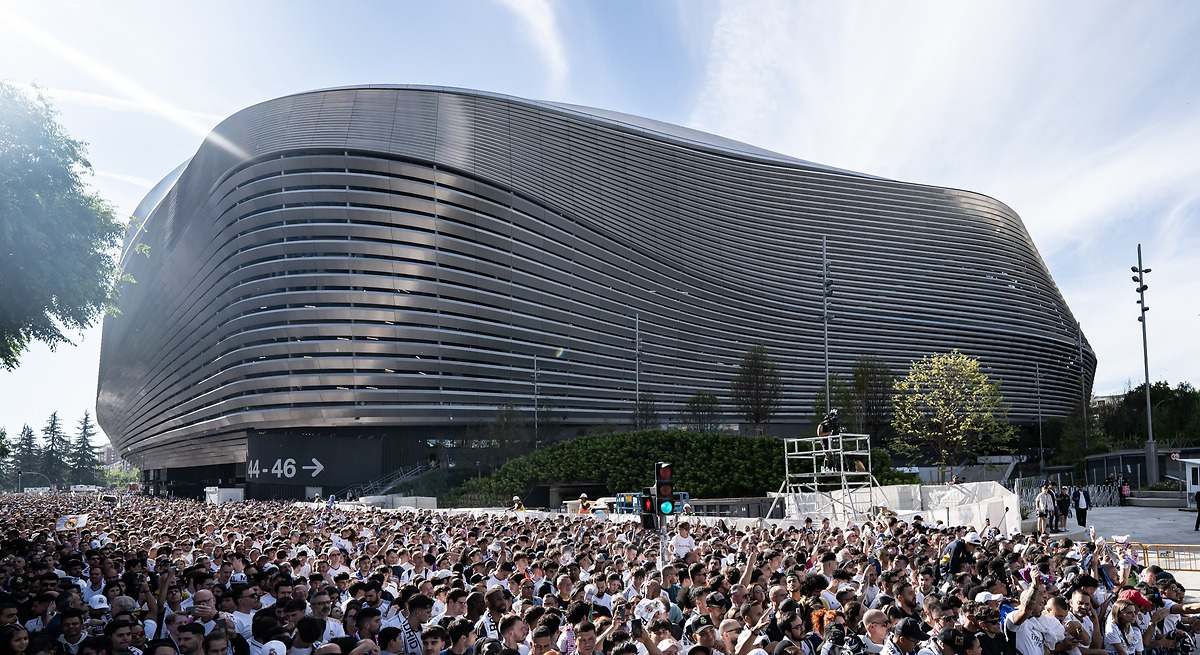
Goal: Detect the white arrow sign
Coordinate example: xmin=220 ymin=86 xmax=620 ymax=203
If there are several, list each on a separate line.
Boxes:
xmin=301 ymin=458 xmax=325 ymax=477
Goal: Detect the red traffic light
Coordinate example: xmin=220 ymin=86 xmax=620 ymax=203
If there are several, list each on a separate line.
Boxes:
xmin=655 ymin=461 xmax=672 ymax=482
xmin=640 ymin=495 xmax=654 ymax=513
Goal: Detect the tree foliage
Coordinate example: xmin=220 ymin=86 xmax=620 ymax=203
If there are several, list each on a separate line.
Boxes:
xmin=812 ymin=357 xmax=896 ymax=445
xmin=731 ymin=345 xmax=782 ymax=434
xmin=0 ymin=83 xmax=124 ymax=369
xmin=447 ymin=430 xmax=786 ymax=502
xmin=13 ymin=424 xmax=39 ymax=483
xmin=681 ymin=391 xmax=721 ymax=433
xmin=69 ymin=411 xmax=101 ymax=485
xmin=889 ymin=351 xmax=1015 ymax=474
xmin=40 ymin=412 xmax=70 ymax=485
xmin=1096 ymin=381 xmax=1200 ymax=448
xmin=634 ymin=392 xmax=660 ymax=430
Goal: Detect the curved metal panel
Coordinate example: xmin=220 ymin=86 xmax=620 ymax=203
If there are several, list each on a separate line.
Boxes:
xmin=96 ymin=86 xmax=1096 ymax=468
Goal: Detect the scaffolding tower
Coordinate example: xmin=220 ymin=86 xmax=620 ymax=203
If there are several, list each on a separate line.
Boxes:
xmin=766 ymin=432 xmax=884 ymax=523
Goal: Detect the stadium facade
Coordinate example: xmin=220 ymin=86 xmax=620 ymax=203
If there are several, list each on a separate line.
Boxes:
xmin=96 ymin=86 xmax=1096 ymax=498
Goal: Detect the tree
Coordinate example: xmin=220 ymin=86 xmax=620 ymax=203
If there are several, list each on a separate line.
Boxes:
xmin=889 ymin=350 xmax=1015 ymax=479
xmin=681 ymin=391 xmax=721 ymax=433
xmin=0 ymin=83 xmax=125 ymax=370
xmin=12 ymin=424 xmax=40 ymax=488
xmin=812 ymin=373 xmax=857 ymax=428
xmin=850 ymin=356 xmax=895 ymax=441
xmin=68 ymin=411 xmax=102 ymax=485
xmin=731 ymin=345 xmax=782 ymax=434
xmin=813 ymin=358 xmax=896 ymax=444
xmin=1095 ymin=381 xmax=1200 ymax=448
xmin=634 ymin=392 xmax=660 ymax=430
xmin=40 ymin=412 xmax=70 ymax=486
xmin=0 ymin=428 xmax=10 ymax=490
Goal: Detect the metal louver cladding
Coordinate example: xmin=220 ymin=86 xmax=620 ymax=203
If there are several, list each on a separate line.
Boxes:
xmin=96 ymin=85 xmax=1095 ymax=470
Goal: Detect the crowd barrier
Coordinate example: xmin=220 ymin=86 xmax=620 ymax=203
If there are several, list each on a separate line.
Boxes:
xmin=1133 ymin=543 xmax=1200 ymax=572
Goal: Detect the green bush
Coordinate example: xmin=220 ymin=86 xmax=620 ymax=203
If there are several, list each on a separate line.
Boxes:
xmin=444 ymin=430 xmax=786 ymax=503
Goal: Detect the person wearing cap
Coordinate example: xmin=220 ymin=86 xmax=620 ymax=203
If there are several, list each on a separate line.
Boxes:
xmin=578 ymin=494 xmax=592 ymax=514
xmin=882 ymin=618 xmax=928 ymax=655
xmin=940 ymin=533 xmax=979 ymax=579
xmin=685 ymin=615 xmax=722 ymax=655
xmin=918 ymin=627 xmax=965 ymax=655
xmin=510 ymin=497 xmax=526 ymax=512
xmin=971 ymin=606 xmax=1004 ymax=655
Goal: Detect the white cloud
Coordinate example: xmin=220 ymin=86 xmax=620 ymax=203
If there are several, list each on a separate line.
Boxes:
xmin=688 ymin=0 xmax=1200 ymax=394
xmin=1 ymin=12 xmax=246 ymax=159
xmin=5 ymin=81 xmax=225 ymax=124
xmin=495 ymin=0 xmax=569 ymax=96
xmin=93 ymin=170 xmax=156 ymax=188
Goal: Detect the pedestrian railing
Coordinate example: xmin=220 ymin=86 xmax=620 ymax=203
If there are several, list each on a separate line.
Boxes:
xmin=1132 ymin=543 xmax=1200 ymax=572
xmin=1008 ymin=482 xmax=1119 ymax=514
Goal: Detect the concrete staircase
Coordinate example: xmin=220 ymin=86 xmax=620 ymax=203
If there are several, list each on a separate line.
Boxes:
xmin=1127 ymin=489 xmax=1188 ymax=508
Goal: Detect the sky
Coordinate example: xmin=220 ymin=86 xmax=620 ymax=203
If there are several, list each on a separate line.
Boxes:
xmin=1 ymin=0 xmax=1198 ymax=445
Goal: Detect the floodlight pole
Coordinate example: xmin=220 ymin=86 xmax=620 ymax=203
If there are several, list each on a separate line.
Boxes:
xmin=1133 ymin=244 xmax=1157 ymax=485
xmin=822 ymin=236 xmax=831 ymax=412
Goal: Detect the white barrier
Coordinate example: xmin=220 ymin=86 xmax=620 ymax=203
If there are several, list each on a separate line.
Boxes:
xmin=771 ymin=481 xmax=1022 ymax=533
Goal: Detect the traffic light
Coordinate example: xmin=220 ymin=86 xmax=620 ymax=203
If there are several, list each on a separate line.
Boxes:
xmin=639 ymin=487 xmax=657 ymax=529
xmin=655 ymin=461 xmax=674 ymax=515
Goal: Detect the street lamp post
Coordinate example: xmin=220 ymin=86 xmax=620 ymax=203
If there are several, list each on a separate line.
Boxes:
xmin=1076 ymin=321 xmax=1090 ymax=456
xmin=1131 ymin=243 xmax=1158 ymax=485
xmin=17 ymin=469 xmax=55 ymax=493
xmin=1035 ymin=362 xmax=1044 ymax=474
xmin=533 ymin=353 xmax=539 ymax=448
xmin=821 ymin=236 xmax=833 ymax=412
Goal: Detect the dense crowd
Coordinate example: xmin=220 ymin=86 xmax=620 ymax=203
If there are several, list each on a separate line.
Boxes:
xmin=1 ymin=493 xmax=1197 ymax=655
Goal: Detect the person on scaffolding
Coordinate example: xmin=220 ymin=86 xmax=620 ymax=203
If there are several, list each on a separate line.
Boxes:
xmin=817 ymin=409 xmax=841 ymax=472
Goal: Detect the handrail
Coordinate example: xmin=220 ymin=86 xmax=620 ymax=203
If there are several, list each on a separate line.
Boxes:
xmin=1132 ymin=542 xmax=1200 ymax=572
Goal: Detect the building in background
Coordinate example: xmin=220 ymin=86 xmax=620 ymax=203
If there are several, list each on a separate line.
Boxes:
xmin=96 ymin=86 xmax=1095 ymax=498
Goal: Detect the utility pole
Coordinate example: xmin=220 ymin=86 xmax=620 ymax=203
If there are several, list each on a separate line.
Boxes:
xmin=1036 ymin=362 xmax=1044 ymax=474
xmin=533 ymin=354 xmax=539 ymax=448
xmin=1131 ymin=244 xmax=1157 ymax=485
xmin=821 ymin=236 xmax=833 ymax=412
xmin=1076 ymin=321 xmax=1090 ymax=455
xmin=635 ymin=312 xmax=641 ymax=425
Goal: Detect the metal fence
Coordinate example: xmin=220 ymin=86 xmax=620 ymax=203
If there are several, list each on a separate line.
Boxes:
xmin=1133 ymin=543 xmax=1200 ymax=572
xmin=1007 ymin=479 xmax=1120 ymax=514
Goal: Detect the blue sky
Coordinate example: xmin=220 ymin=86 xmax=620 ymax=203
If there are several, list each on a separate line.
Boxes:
xmin=2 ymin=0 xmax=1198 ymax=444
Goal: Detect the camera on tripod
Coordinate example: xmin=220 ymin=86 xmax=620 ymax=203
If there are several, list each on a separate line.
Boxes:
xmin=817 ymin=408 xmax=842 ymax=436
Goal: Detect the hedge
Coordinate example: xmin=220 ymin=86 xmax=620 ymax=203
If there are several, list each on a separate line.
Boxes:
xmin=446 ymin=430 xmax=787 ymax=502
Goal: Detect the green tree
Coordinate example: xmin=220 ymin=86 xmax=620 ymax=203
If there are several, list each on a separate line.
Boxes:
xmin=889 ymin=350 xmax=1015 ymax=479
xmin=681 ymin=391 xmax=721 ymax=433
xmin=0 ymin=83 xmax=125 ymax=370
xmin=1095 ymin=381 xmax=1200 ymax=448
xmin=68 ymin=411 xmax=101 ymax=485
xmin=812 ymin=373 xmax=856 ymax=428
xmin=0 ymin=428 xmax=10 ymax=490
xmin=40 ymin=412 xmax=70 ymax=486
xmin=13 ymin=424 xmax=40 ymax=487
xmin=850 ymin=356 xmax=896 ymax=440
xmin=634 ymin=392 xmax=660 ymax=430
xmin=731 ymin=345 xmax=782 ymax=434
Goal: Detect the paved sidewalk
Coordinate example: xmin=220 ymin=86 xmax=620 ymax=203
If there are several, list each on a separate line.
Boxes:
xmin=1082 ymin=506 xmax=1200 ymax=595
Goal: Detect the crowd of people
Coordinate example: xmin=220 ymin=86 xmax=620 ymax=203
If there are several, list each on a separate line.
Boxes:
xmin=1 ymin=492 xmax=1198 ymax=655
